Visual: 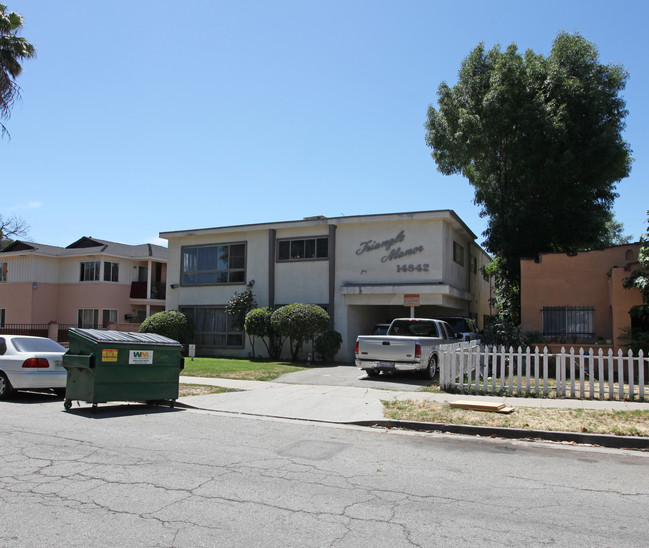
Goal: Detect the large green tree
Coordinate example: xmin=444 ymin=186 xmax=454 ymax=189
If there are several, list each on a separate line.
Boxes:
xmin=1 ymin=3 xmax=35 ymax=137
xmin=425 ymin=32 xmax=632 ymax=318
xmin=598 ymin=212 xmax=632 ymax=247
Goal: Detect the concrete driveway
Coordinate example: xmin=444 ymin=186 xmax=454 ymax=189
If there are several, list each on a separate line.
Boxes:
xmin=274 ymin=364 xmax=432 ymax=392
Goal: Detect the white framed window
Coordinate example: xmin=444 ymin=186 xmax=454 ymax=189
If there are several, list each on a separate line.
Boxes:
xmin=0 ymin=262 xmax=6 ymax=282
xmin=78 ymin=309 xmax=99 ymax=329
xmin=80 ymin=261 xmax=100 ymax=281
xmin=181 ymin=243 xmax=246 ymax=286
xmin=104 ymin=261 xmax=119 ymax=282
xmin=102 ymin=309 xmax=118 ymax=328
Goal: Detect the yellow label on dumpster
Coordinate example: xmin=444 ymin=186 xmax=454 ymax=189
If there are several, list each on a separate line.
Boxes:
xmin=102 ymin=349 xmax=118 ymax=362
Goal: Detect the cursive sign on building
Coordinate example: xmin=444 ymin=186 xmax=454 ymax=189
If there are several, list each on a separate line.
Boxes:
xmin=356 ymin=230 xmax=424 ymax=263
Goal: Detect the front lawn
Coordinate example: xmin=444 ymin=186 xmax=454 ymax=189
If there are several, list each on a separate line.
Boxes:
xmin=182 ymin=357 xmax=309 ymax=381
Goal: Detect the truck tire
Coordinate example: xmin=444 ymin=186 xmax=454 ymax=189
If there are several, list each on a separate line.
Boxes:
xmin=366 ymin=368 xmax=380 ymax=377
xmin=424 ymin=355 xmax=438 ymax=381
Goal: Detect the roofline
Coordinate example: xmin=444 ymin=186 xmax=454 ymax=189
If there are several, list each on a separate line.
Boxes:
xmin=0 ymin=238 xmax=167 ymax=260
xmin=520 ymin=240 xmax=642 ymax=262
xmin=160 ymin=209 xmax=478 ymax=240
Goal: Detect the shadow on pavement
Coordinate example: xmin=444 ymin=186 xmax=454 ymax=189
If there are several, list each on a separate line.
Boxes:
xmin=2 ymin=389 xmax=64 ymax=404
xmin=61 ymin=401 xmax=184 ymax=419
xmin=359 ymin=371 xmax=433 ymax=387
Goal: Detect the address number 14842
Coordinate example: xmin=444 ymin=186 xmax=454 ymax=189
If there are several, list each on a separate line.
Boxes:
xmin=396 ymin=264 xmax=430 ymax=273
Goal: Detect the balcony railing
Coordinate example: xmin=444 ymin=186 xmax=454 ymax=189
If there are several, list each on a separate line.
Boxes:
xmin=129 ymin=282 xmax=166 ymax=300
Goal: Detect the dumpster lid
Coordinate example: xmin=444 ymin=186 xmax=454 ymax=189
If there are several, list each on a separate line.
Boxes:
xmin=69 ymin=328 xmax=183 ymax=346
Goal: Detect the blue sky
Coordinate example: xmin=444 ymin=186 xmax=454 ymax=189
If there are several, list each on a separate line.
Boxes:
xmin=4 ymin=0 xmax=648 ymax=248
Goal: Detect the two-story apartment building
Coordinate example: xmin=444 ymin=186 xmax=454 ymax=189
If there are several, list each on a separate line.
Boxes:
xmin=161 ymin=210 xmax=492 ymax=361
xmin=0 ymin=237 xmax=167 ymax=332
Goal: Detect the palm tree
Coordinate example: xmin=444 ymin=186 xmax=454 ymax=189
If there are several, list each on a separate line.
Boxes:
xmin=0 ymin=3 xmax=35 ymax=137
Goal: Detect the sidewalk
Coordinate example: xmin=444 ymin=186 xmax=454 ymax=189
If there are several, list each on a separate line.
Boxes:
xmin=177 ymin=374 xmax=649 ymax=423
xmin=176 ymin=374 xmax=649 ymax=449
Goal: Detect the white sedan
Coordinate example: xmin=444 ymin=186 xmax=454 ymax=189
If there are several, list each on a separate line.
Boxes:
xmin=0 ymin=335 xmax=67 ymax=398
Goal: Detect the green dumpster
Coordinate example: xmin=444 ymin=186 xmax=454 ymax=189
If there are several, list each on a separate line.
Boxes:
xmin=62 ymin=328 xmax=184 ymax=410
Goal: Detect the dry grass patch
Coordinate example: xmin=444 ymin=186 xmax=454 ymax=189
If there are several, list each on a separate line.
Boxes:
xmin=383 ymin=400 xmax=649 ymax=437
xmin=178 ymin=384 xmax=241 ymax=397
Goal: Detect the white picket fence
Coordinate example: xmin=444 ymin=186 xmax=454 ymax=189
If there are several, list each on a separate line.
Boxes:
xmin=438 ymin=343 xmax=648 ymax=401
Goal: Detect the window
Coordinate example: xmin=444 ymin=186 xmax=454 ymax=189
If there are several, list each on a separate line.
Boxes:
xmin=0 ymin=308 xmax=5 ymax=328
xmin=78 ymin=309 xmax=99 ymax=329
xmin=277 ymin=237 xmax=328 ymax=261
xmin=542 ymin=306 xmax=594 ymax=338
xmin=104 ymin=261 xmax=119 ymax=282
xmin=470 ymin=255 xmax=477 ymax=274
xmin=181 ymin=243 xmax=246 ymax=285
xmin=80 ymin=261 xmax=100 ymax=281
xmin=102 ymin=309 xmax=118 ymax=328
xmin=180 ymin=306 xmax=243 ymax=348
xmin=0 ymin=262 xmax=6 ymax=282
xmin=453 ymin=242 xmax=464 ymax=266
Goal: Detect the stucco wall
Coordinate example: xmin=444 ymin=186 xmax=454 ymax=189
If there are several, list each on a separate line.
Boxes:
xmin=521 ymin=244 xmax=642 ymax=348
xmin=0 ymin=283 xmax=35 ymax=323
xmin=56 ymin=283 xmax=134 ymax=325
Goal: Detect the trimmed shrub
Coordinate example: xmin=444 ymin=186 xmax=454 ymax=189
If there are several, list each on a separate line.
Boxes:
xmin=244 ymin=307 xmax=285 ymax=360
xmin=271 ymin=304 xmax=330 ymax=361
xmin=139 ymin=310 xmax=194 ymax=343
xmin=314 ymin=330 xmax=343 ymax=362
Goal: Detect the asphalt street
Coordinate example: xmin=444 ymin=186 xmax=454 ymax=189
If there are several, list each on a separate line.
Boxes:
xmin=1 ymin=391 xmax=649 ymax=547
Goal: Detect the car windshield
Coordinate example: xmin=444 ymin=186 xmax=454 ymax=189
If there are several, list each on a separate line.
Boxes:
xmin=445 ymin=319 xmax=470 ymax=333
xmin=12 ymin=337 xmax=66 ymax=353
xmin=388 ymin=320 xmax=439 ymax=337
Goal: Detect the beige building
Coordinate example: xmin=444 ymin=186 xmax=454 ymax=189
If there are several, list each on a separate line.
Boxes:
xmin=0 ymin=237 xmax=167 ymax=335
xmin=520 ymin=243 xmax=643 ymax=351
xmin=161 ymin=210 xmax=492 ymax=361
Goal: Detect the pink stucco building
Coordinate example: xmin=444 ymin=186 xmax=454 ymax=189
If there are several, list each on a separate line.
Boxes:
xmin=0 ymin=237 xmax=167 ymax=333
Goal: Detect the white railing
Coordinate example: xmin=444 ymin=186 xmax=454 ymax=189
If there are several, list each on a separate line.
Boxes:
xmin=438 ymin=344 xmax=648 ymax=401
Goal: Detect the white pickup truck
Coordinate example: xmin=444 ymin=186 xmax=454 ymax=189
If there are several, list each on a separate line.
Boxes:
xmin=355 ymin=318 xmax=456 ymax=380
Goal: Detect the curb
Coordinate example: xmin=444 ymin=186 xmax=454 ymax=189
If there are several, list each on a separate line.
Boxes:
xmin=352 ymin=419 xmax=649 ymax=450
xmin=175 ymin=401 xmax=649 ymax=450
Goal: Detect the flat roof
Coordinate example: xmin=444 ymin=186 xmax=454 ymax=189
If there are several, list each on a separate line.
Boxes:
xmin=160 ymin=209 xmax=478 ymax=241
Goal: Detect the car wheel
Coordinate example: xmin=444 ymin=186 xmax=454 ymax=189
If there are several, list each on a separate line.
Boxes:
xmin=366 ymin=369 xmax=380 ymax=377
xmin=0 ymin=372 xmax=14 ymax=400
xmin=424 ymin=355 xmax=438 ymax=381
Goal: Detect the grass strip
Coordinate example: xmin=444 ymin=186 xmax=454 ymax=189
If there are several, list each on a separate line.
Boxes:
xmin=383 ymin=400 xmax=649 ymax=437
